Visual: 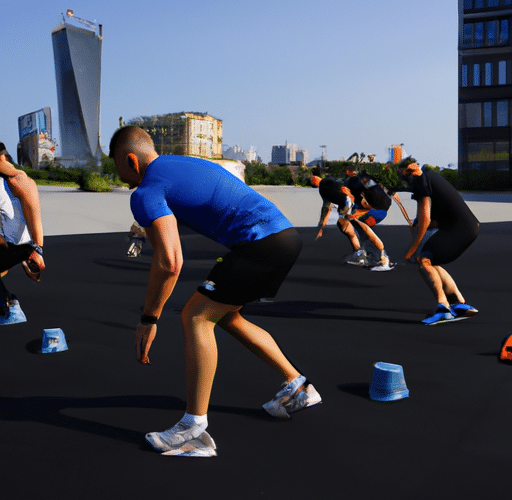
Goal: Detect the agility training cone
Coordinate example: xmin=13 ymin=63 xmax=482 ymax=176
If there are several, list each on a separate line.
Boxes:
xmin=0 ymin=300 xmax=27 ymax=325
xmin=499 ymin=334 xmax=512 ymax=362
xmin=369 ymin=362 xmax=409 ymax=402
xmin=41 ymin=328 xmax=68 ymax=353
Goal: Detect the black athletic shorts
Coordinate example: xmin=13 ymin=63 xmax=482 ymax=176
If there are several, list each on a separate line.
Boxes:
xmin=197 ymin=227 xmax=302 ymax=305
xmin=421 ymin=221 xmax=479 ymax=266
xmin=0 ymin=240 xmax=32 ymax=273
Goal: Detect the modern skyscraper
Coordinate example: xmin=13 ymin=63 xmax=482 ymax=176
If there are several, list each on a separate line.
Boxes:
xmin=458 ymin=0 xmax=512 ymax=180
xmin=52 ymin=10 xmax=103 ymax=166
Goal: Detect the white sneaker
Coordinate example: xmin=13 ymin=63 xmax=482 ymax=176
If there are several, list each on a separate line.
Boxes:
xmin=347 ymin=249 xmax=367 ymax=266
xmin=263 ymin=375 xmax=322 ymax=418
xmin=370 ymin=250 xmax=394 ymax=272
xmin=283 ymin=384 xmax=322 ymax=414
xmin=145 ymin=423 xmax=217 ymax=457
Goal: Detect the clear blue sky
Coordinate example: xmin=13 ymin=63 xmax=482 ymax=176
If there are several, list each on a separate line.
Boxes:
xmin=1 ymin=0 xmax=458 ymax=167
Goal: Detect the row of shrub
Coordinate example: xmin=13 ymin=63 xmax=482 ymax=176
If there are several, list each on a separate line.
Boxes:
xmin=18 ymin=156 xmax=512 ymax=192
xmin=19 ymin=156 xmax=122 ymax=192
xmin=244 ymin=159 xmax=512 ymax=191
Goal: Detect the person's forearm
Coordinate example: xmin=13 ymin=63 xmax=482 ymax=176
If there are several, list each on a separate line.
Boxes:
xmin=318 ymin=204 xmax=331 ymax=227
xmin=142 ymin=259 xmax=181 ymax=317
xmin=20 ymin=199 xmax=43 ymax=247
xmin=406 ymin=198 xmax=431 ymax=258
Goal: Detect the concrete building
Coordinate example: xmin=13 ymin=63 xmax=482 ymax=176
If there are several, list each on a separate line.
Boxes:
xmin=52 ymin=10 xmax=103 ymax=166
xmin=272 ymin=142 xmax=297 ymax=164
xmin=223 ymin=145 xmax=258 ymax=162
xmin=458 ymin=0 xmax=512 ymax=178
xmin=271 ymin=142 xmax=309 ymax=165
xmin=17 ymin=107 xmax=56 ymax=169
xmin=127 ymin=112 xmax=223 ymax=159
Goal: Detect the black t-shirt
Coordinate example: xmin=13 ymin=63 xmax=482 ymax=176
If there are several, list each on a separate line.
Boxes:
xmin=410 ymin=169 xmax=478 ymax=230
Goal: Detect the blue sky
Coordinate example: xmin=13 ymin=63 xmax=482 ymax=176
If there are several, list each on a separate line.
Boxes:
xmin=1 ymin=0 xmax=458 ymax=166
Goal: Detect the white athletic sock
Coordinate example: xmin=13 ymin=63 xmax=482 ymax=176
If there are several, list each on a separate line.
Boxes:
xmin=180 ymin=412 xmax=208 ymax=429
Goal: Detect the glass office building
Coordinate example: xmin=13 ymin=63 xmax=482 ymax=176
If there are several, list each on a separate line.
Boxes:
xmin=52 ymin=12 xmax=103 ymax=166
xmin=459 ymin=0 xmax=512 ymax=180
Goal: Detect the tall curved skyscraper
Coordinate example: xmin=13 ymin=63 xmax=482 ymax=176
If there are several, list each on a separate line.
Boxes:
xmin=52 ymin=11 xmax=102 ymax=166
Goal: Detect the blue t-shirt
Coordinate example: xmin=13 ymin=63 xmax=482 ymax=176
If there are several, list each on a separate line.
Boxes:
xmin=130 ymin=155 xmax=293 ymax=248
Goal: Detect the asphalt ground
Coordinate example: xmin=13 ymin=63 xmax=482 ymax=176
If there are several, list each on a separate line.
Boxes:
xmin=2 ymin=186 xmax=512 ymax=499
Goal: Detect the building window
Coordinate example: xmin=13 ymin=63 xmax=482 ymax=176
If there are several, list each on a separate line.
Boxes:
xmin=464 ymin=103 xmax=482 ymax=127
xmin=485 ymin=62 xmax=493 ymax=85
xmin=487 ymin=20 xmax=498 ymax=46
xmin=462 ymin=19 xmax=508 ymax=47
xmin=484 ymin=102 xmax=493 ymax=126
xmin=500 ymin=19 xmax=509 ymax=44
xmin=467 ymin=141 xmax=509 ymax=170
xmin=462 ymin=64 xmax=469 ymax=87
xmin=496 ymin=142 xmax=510 ymax=167
xmin=499 ymin=60 xmax=507 ymax=84
xmin=467 ymin=142 xmax=493 ymax=168
xmin=497 ymin=100 xmax=509 ymax=125
xmin=463 ymin=23 xmax=473 ymax=47
xmin=474 ymin=63 xmax=481 ymax=86
xmin=488 ymin=0 xmax=499 ymax=6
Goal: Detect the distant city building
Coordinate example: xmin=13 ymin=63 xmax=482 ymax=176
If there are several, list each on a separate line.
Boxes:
xmin=127 ymin=112 xmax=223 ymax=159
xmin=223 ymin=145 xmax=259 ymax=162
xmin=271 ymin=142 xmax=309 ymax=165
xmin=295 ymin=149 xmax=310 ymax=165
xmin=387 ymin=144 xmax=404 ymax=163
xmin=52 ymin=10 xmax=103 ymax=167
xmin=458 ymin=1 xmax=512 ymax=175
xmin=17 ymin=107 xmax=56 ymax=169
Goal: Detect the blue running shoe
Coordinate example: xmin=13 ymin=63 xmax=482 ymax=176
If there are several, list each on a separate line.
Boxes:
xmin=0 ymin=299 xmax=27 ymax=325
xmin=450 ymin=302 xmax=478 ymax=318
xmin=422 ymin=304 xmax=455 ymax=325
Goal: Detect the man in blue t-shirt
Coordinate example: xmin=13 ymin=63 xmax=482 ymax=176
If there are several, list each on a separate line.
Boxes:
xmin=109 ymin=126 xmax=321 ymax=457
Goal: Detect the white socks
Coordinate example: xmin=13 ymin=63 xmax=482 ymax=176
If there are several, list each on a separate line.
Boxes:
xmin=180 ymin=412 xmax=208 ymax=430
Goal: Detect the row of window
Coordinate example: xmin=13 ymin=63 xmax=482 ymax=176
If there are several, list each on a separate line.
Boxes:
xmin=461 ymin=60 xmax=509 ymax=86
xmin=460 ymin=100 xmax=510 ymax=127
xmin=464 ymin=141 xmax=510 ymax=171
xmin=462 ymin=19 xmax=509 ymax=48
xmin=464 ymin=0 xmax=512 ymax=8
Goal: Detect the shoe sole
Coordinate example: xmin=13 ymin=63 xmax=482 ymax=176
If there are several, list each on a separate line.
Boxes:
xmin=453 ymin=310 xmax=478 ymax=318
xmin=370 ymin=264 xmax=395 ymax=272
xmin=159 ymin=431 xmax=217 ymax=457
xmin=423 ymin=316 xmax=470 ymax=326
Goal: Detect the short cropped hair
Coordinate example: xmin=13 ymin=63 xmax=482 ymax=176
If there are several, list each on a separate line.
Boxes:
xmin=109 ymin=126 xmax=154 ymax=159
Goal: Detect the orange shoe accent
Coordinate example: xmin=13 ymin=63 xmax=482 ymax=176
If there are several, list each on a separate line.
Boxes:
xmin=500 ymin=334 xmax=512 ymax=362
xmin=311 ymin=175 xmax=322 ymax=187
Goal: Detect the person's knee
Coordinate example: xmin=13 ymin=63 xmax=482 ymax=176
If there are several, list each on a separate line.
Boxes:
xmin=337 ymin=218 xmax=349 ymax=232
xmin=418 ymin=256 xmax=433 ymax=270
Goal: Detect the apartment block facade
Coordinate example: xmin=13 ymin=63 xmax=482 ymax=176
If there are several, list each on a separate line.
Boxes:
xmin=128 ymin=112 xmax=223 ymax=159
xmin=459 ymin=0 xmax=512 ymax=178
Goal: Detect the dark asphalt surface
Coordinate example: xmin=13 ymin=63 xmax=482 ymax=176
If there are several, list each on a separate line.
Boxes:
xmin=1 ymin=222 xmax=511 ymax=499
